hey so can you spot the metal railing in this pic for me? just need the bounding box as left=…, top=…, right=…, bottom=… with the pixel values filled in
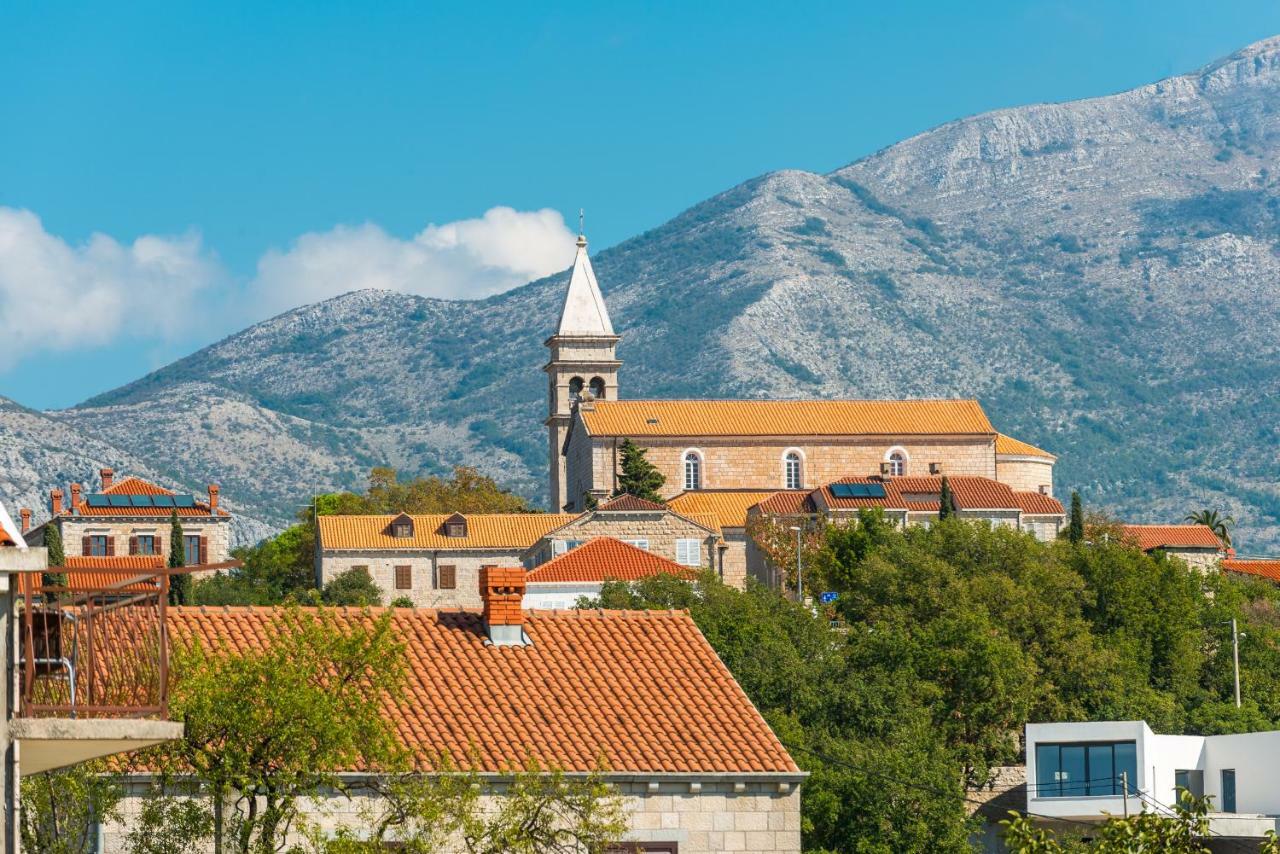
left=19, top=569, right=170, bottom=718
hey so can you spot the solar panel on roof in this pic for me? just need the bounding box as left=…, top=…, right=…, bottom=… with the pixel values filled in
left=108, top=494, right=132, bottom=507
left=829, top=483, right=887, bottom=499
left=86, top=494, right=110, bottom=507
left=130, top=495, right=153, bottom=507
left=152, top=495, right=175, bottom=507
left=173, top=495, right=195, bottom=508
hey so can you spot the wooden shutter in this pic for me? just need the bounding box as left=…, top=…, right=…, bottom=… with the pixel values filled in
left=155, top=535, right=163, bottom=557
left=199, top=536, right=208, bottom=565
left=439, top=565, right=456, bottom=590
left=105, top=536, right=115, bottom=557
left=395, top=565, right=412, bottom=590
left=82, top=535, right=91, bottom=556
left=129, top=536, right=138, bottom=555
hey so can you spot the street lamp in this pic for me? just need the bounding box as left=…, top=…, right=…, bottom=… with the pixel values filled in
left=788, top=525, right=803, bottom=602
left=1225, top=618, right=1247, bottom=708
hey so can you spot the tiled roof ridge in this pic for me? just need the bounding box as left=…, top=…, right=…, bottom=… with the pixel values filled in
left=168, top=604, right=691, bottom=620
left=322, top=511, right=574, bottom=520
left=103, top=475, right=174, bottom=495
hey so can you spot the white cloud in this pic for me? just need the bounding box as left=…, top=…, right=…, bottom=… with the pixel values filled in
left=0, top=208, right=221, bottom=369
left=248, top=206, right=577, bottom=318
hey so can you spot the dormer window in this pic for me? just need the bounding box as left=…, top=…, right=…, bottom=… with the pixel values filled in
left=443, top=512, right=468, bottom=538
left=389, top=512, right=414, bottom=538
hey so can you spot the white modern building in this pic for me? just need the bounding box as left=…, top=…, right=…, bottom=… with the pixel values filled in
left=1026, top=721, right=1280, bottom=840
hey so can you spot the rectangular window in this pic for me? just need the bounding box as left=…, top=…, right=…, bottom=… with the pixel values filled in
left=553, top=539, right=585, bottom=556
left=675, top=539, right=701, bottom=566
left=394, top=565, right=412, bottom=590
left=621, top=538, right=650, bottom=550
left=1034, top=741, right=1137, bottom=797
left=135, top=535, right=156, bottom=555
left=1221, top=769, right=1236, bottom=813
left=87, top=535, right=109, bottom=556
left=184, top=534, right=202, bottom=566
left=438, top=565, right=456, bottom=590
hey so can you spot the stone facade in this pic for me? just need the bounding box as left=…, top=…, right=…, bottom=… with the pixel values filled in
left=104, top=777, right=803, bottom=853
left=526, top=510, right=718, bottom=571
left=318, top=548, right=523, bottom=608
left=55, top=516, right=231, bottom=567
left=564, top=428, right=1002, bottom=512
left=1162, top=547, right=1222, bottom=575
left=996, top=456, right=1056, bottom=496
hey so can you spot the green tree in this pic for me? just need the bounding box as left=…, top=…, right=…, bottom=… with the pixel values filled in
left=20, top=762, right=122, bottom=854
left=613, top=439, right=665, bottom=503
left=125, top=780, right=214, bottom=854
left=153, top=607, right=407, bottom=853
left=1184, top=508, right=1234, bottom=547
left=1068, top=491, right=1084, bottom=544
left=322, top=566, right=383, bottom=606
left=43, top=523, right=65, bottom=567
left=938, top=475, right=954, bottom=520
left=168, top=510, right=190, bottom=605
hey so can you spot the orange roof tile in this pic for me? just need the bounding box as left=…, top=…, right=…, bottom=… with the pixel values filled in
left=668, top=491, right=784, bottom=530
left=37, top=556, right=167, bottom=593
left=168, top=606, right=799, bottom=775
left=318, top=513, right=578, bottom=551
left=525, top=538, right=695, bottom=584
left=580, top=399, right=995, bottom=437
left=65, top=555, right=166, bottom=570
left=995, top=433, right=1056, bottom=459
left=754, top=491, right=816, bottom=516
left=1012, top=491, right=1066, bottom=515
left=1121, top=525, right=1223, bottom=552
left=1222, top=559, right=1280, bottom=583
left=813, top=475, right=1064, bottom=516
left=596, top=494, right=667, bottom=512
left=71, top=475, right=228, bottom=517
left=104, top=476, right=176, bottom=496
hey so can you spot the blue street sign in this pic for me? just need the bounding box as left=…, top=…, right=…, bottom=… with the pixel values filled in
left=820, top=591, right=838, bottom=604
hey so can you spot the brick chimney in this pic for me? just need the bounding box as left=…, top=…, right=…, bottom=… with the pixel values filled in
left=208, top=484, right=220, bottom=512
left=19, top=509, right=30, bottom=533
left=479, top=565, right=528, bottom=646
left=51, top=488, right=64, bottom=516
left=100, top=467, right=114, bottom=490
left=69, top=482, right=82, bottom=511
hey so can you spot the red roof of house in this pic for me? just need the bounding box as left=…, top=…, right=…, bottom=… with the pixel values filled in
left=595, top=494, right=667, bottom=512
left=1012, top=491, right=1066, bottom=515
left=1222, top=559, right=1280, bottom=583
left=19, top=555, right=166, bottom=594
left=167, top=606, right=799, bottom=775
left=70, top=475, right=228, bottom=518
left=1121, top=525, right=1223, bottom=552
left=816, top=475, right=1063, bottom=515
left=525, top=538, right=694, bottom=584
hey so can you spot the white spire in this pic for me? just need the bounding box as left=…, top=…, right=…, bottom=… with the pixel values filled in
left=0, top=499, right=26, bottom=549
left=555, top=228, right=614, bottom=336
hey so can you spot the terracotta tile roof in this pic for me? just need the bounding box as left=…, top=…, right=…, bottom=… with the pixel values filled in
left=65, top=555, right=167, bottom=570
left=754, top=491, right=817, bottom=516
left=104, top=476, right=177, bottom=496
left=318, top=513, right=578, bottom=551
left=680, top=512, right=724, bottom=538
left=580, top=399, right=995, bottom=437
left=668, top=491, right=785, bottom=530
left=1121, top=524, right=1223, bottom=552
left=1222, top=559, right=1280, bottom=583
left=167, top=606, right=799, bottom=775
left=71, top=475, right=228, bottom=517
left=525, top=538, right=695, bottom=584
left=27, top=556, right=167, bottom=593
left=995, top=433, right=1056, bottom=459
left=596, top=494, right=667, bottom=512
left=1012, top=491, right=1065, bottom=515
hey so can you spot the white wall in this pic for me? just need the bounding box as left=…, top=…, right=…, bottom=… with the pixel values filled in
left=1026, top=721, right=1152, bottom=819
left=1200, top=730, right=1280, bottom=815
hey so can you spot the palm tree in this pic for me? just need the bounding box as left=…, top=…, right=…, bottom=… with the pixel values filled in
left=1184, top=508, right=1235, bottom=547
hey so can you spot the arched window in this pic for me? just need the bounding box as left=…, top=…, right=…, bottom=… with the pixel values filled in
left=567, top=376, right=584, bottom=403
left=589, top=377, right=606, bottom=400
left=887, top=450, right=907, bottom=477
left=784, top=451, right=803, bottom=490
left=683, top=451, right=702, bottom=491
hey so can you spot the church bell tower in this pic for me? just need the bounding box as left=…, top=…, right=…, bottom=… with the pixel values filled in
left=544, top=226, right=620, bottom=511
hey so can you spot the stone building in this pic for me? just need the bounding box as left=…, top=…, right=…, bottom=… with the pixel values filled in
left=22, top=468, right=231, bottom=568
left=522, top=536, right=696, bottom=609
left=1120, top=524, right=1224, bottom=573
left=543, top=231, right=1057, bottom=514
left=103, top=574, right=805, bottom=852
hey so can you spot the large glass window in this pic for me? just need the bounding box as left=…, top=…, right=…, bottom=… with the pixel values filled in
left=1035, top=741, right=1137, bottom=797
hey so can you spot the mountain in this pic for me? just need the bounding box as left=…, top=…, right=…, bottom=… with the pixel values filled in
left=15, top=37, right=1280, bottom=548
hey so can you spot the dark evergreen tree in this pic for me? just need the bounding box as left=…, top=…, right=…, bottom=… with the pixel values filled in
left=613, top=439, right=665, bottom=503
left=43, top=524, right=65, bottom=567
left=168, top=510, right=190, bottom=606
left=1069, top=491, right=1085, bottom=544
left=938, top=476, right=954, bottom=520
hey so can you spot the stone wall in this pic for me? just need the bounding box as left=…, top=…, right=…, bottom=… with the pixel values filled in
left=721, top=529, right=750, bottom=589
left=103, top=777, right=803, bottom=853
left=525, top=511, right=717, bottom=571
left=318, top=548, right=525, bottom=608
left=1164, top=547, right=1222, bottom=575
left=58, top=517, right=232, bottom=566
left=995, top=457, right=1056, bottom=496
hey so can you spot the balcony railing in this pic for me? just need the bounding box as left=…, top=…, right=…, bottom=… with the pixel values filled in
left=20, top=569, right=170, bottom=718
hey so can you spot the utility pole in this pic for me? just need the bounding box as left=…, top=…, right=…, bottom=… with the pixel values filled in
left=1232, top=617, right=1242, bottom=708
left=1121, top=771, right=1129, bottom=818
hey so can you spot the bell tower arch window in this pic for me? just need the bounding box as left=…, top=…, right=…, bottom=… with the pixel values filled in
left=589, top=376, right=606, bottom=400
left=568, top=376, right=585, bottom=403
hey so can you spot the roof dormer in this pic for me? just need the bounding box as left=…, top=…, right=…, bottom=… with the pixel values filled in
left=442, top=512, right=468, bottom=539
left=388, top=512, right=415, bottom=539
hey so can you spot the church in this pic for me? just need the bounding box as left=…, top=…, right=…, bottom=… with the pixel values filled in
left=545, top=231, right=1059, bottom=514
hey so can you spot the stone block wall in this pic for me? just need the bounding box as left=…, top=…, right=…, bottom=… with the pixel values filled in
left=526, top=511, right=717, bottom=571
left=721, top=529, right=750, bottom=589
left=103, top=777, right=803, bottom=853
left=318, top=548, right=526, bottom=608
left=59, top=517, right=231, bottom=565
left=995, top=457, right=1056, bottom=496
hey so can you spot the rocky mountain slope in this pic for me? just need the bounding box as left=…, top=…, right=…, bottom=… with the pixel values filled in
left=11, top=37, right=1280, bottom=548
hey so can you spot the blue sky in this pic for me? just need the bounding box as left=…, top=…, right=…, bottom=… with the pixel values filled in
left=2, top=0, right=1278, bottom=409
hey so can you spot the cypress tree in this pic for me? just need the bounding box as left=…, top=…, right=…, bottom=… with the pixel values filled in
left=614, top=439, right=666, bottom=503
left=1068, top=491, right=1085, bottom=544
left=168, top=510, right=189, bottom=606
left=938, top=476, right=954, bottom=521
left=42, top=524, right=66, bottom=596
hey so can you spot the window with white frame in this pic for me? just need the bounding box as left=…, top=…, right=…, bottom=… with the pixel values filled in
left=621, top=538, right=650, bottom=550
left=683, top=451, right=702, bottom=491
left=887, top=450, right=907, bottom=476
left=676, top=539, right=701, bottom=566
left=784, top=451, right=803, bottom=489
